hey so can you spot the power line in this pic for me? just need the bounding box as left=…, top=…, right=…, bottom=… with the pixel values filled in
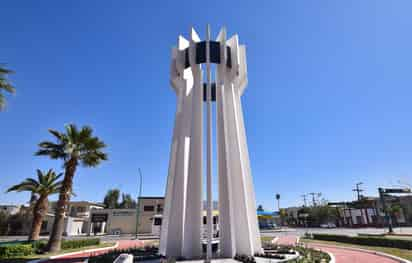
left=301, top=194, right=307, bottom=207
left=352, top=182, right=364, bottom=201
left=309, top=192, right=321, bottom=206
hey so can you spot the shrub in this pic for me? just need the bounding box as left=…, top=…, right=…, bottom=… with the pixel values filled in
left=312, top=233, right=412, bottom=250
left=292, top=246, right=331, bottom=263
left=32, top=240, right=47, bottom=253
left=0, top=244, right=33, bottom=258
left=234, top=254, right=256, bottom=263
left=61, top=238, right=100, bottom=250
left=88, top=245, right=159, bottom=263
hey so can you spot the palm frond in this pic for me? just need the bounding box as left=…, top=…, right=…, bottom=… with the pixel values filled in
left=7, top=169, right=64, bottom=197
left=7, top=179, right=38, bottom=193
left=65, top=124, right=79, bottom=143
left=0, top=93, right=4, bottom=111
left=0, top=83, right=15, bottom=94
left=0, top=67, right=14, bottom=74
left=48, top=129, right=64, bottom=141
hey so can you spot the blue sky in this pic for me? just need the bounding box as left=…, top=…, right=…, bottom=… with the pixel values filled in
left=1, top=1, right=412, bottom=210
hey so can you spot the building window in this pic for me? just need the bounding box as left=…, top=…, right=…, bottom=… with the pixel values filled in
left=213, top=216, right=218, bottom=225
left=154, top=218, right=162, bottom=226
left=144, top=206, right=155, bottom=212
left=203, top=216, right=207, bottom=225
left=157, top=204, right=163, bottom=213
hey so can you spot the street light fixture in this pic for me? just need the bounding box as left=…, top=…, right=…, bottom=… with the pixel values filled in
left=135, top=168, right=143, bottom=239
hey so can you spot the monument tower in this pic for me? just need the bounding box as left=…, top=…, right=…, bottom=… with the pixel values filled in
left=160, top=26, right=262, bottom=259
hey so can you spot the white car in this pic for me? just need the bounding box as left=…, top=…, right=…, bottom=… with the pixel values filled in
left=320, top=223, right=336, bottom=228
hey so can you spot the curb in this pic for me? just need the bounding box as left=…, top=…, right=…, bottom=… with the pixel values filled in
left=326, top=251, right=336, bottom=263
left=308, top=242, right=411, bottom=263
left=27, top=241, right=119, bottom=263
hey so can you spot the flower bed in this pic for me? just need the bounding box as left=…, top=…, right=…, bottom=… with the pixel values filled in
left=87, top=245, right=159, bottom=263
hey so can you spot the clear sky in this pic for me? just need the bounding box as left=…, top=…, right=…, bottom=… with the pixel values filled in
left=1, top=1, right=412, bottom=211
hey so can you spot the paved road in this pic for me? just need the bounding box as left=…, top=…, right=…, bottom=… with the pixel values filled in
left=260, top=227, right=412, bottom=239
left=2, top=227, right=412, bottom=243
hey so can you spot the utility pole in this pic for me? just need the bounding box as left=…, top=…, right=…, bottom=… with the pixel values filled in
left=309, top=193, right=317, bottom=206
left=205, top=24, right=213, bottom=262
left=301, top=194, right=307, bottom=207
left=378, top=188, right=393, bottom=233
left=353, top=182, right=364, bottom=201
left=135, top=168, right=143, bottom=239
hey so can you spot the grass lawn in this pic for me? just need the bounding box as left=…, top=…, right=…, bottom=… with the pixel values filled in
left=0, top=242, right=116, bottom=263
left=385, top=234, right=412, bottom=240
left=301, top=238, right=412, bottom=261
left=261, top=236, right=275, bottom=243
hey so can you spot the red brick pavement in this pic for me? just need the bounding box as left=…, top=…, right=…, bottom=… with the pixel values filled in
left=307, top=243, right=399, bottom=263
left=43, top=240, right=144, bottom=263
left=275, top=236, right=400, bottom=263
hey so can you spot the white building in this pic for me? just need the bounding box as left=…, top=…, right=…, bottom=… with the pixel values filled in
left=0, top=205, right=21, bottom=215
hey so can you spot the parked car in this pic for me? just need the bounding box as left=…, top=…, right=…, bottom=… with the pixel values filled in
left=320, top=223, right=336, bottom=228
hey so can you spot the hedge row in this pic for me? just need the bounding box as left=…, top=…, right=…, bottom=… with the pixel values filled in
left=61, top=238, right=100, bottom=250
left=0, top=238, right=100, bottom=258
left=312, top=234, right=412, bottom=250
left=0, top=244, right=33, bottom=258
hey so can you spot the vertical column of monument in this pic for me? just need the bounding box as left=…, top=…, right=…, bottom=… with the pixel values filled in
left=223, top=35, right=255, bottom=255
left=160, top=36, right=192, bottom=257
left=216, top=28, right=236, bottom=258
left=233, top=45, right=262, bottom=254
left=182, top=28, right=203, bottom=258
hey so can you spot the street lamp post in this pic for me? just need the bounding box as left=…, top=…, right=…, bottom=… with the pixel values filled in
left=135, top=168, right=143, bottom=239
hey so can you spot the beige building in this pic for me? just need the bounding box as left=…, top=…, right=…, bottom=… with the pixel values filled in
left=0, top=205, right=21, bottom=215
left=48, top=201, right=104, bottom=218
left=43, top=201, right=104, bottom=236
left=138, top=196, right=164, bottom=233
left=89, top=196, right=164, bottom=235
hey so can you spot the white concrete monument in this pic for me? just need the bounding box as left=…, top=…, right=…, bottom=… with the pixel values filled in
left=160, top=26, right=262, bottom=259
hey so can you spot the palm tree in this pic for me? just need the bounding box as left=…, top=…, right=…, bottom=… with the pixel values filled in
left=276, top=193, right=281, bottom=211
left=103, top=189, right=120, bottom=209
left=0, top=66, right=16, bottom=110
left=7, top=169, right=62, bottom=241
left=36, top=124, right=108, bottom=252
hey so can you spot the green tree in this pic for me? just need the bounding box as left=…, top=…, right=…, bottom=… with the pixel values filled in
left=0, top=211, right=9, bottom=235
left=36, top=124, right=108, bottom=252
left=120, top=193, right=137, bottom=209
left=6, top=169, right=62, bottom=241
left=0, top=66, right=16, bottom=110
left=276, top=193, right=281, bottom=211
left=103, top=189, right=120, bottom=209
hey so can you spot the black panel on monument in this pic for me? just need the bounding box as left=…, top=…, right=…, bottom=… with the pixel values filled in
left=182, top=42, right=232, bottom=69
left=203, top=83, right=216, bottom=102
left=196, top=41, right=206, bottom=64
left=209, top=41, right=221, bottom=64
left=226, top=46, right=232, bottom=68
left=184, top=49, right=190, bottom=68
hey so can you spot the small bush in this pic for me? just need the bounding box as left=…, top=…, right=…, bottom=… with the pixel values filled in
left=292, top=246, right=331, bottom=263
left=0, top=244, right=33, bottom=258
left=312, top=233, right=412, bottom=250
left=32, top=240, right=47, bottom=253
left=234, top=254, right=256, bottom=263
left=61, top=238, right=100, bottom=250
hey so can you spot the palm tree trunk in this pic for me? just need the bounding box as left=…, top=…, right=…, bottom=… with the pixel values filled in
left=46, top=158, right=77, bottom=253
left=29, top=195, right=48, bottom=241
